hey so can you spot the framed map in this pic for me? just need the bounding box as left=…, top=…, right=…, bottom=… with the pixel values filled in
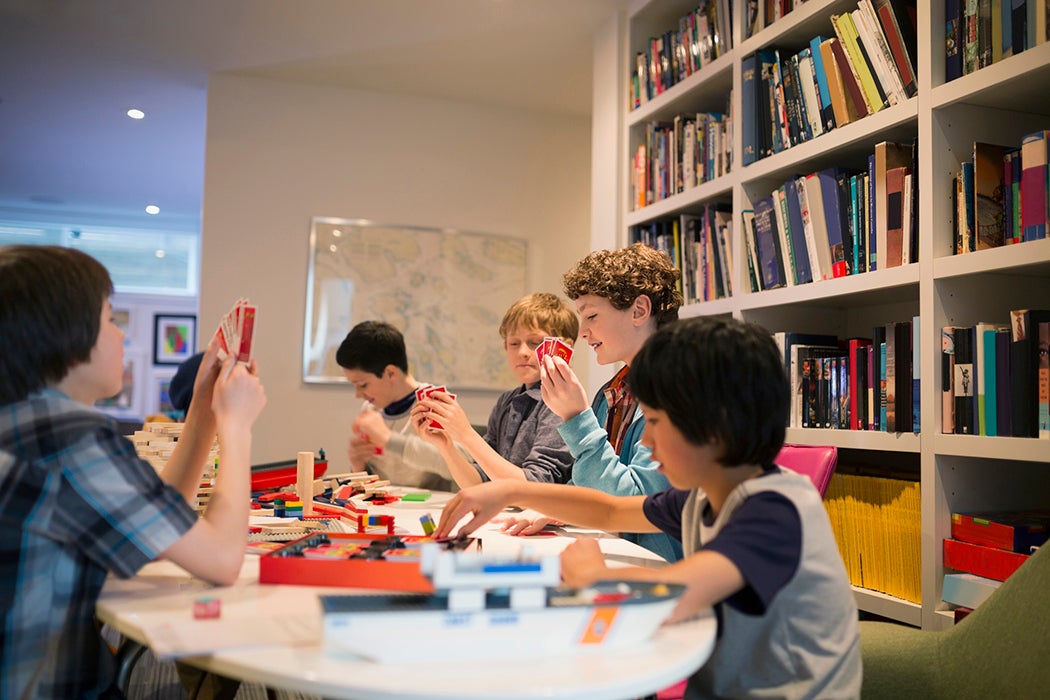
left=303, top=218, right=526, bottom=390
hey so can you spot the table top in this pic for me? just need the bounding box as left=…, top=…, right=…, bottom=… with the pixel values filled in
left=97, top=489, right=715, bottom=700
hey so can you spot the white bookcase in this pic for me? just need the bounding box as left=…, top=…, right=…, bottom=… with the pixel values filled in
left=593, top=0, right=1050, bottom=631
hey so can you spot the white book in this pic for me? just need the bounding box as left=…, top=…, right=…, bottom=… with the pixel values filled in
left=853, top=2, right=907, bottom=105
left=772, top=187, right=796, bottom=285
left=795, top=175, right=825, bottom=281
left=901, top=171, right=913, bottom=264
left=795, top=49, right=824, bottom=139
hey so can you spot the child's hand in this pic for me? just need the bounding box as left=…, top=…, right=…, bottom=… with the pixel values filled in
left=539, top=355, right=590, bottom=421
left=352, top=409, right=391, bottom=448
left=347, top=430, right=381, bottom=469
left=211, top=356, right=266, bottom=432
left=433, top=480, right=516, bottom=539
left=559, top=539, right=608, bottom=589
left=495, top=512, right=564, bottom=535
left=417, top=392, right=473, bottom=441
left=188, top=337, right=222, bottom=419
left=409, top=402, right=451, bottom=447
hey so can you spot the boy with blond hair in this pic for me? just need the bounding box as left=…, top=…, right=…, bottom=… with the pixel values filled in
left=413, top=292, right=578, bottom=487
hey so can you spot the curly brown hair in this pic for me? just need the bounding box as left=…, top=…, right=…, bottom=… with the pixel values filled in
left=562, top=243, right=682, bottom=327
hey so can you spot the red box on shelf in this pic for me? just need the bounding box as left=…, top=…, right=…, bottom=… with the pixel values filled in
left=950, top=511, right=1050, bottom=553
left=942, top=538, right=1030, bottom=582
left=258, top=532, right=476, bottom=592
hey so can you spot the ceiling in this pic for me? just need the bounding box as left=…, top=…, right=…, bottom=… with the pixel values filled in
left=0, top=0, right=626, bottom=231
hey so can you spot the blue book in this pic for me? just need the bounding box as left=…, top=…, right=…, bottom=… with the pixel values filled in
left=880, top=341, right=888, bottom=431
left=818, top=168, right=851, bottom=277
left=809, top=35, right=835, bottom=131
left=961, top=161, right=975, bottom=251
left=946, top=0, right=963, bottom=81
left=913, top=316, right=921, bottom=434
left=784, top=178, right=813, bottom=284
left=1002, top=0, right=1013, bottom=56
left=753, top=195, right=787, bottom=290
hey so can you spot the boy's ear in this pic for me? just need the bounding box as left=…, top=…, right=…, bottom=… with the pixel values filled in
left=382, top=364, right=398, bottom=379
left=631, top=295, right=653, bottom=324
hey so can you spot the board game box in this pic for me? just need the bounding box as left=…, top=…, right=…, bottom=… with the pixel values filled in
left=258, top=532, right=476, bottom=592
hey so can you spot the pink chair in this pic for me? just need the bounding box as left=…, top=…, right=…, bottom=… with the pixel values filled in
left=654, top=444, right=838, bottom=700
left=773, top=443, right=838, bottom=496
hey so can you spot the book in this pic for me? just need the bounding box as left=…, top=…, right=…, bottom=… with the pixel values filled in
left=872, top=0, right=918, bottom=97
left=795, top=48, right=824, bottom=140
left=874, top=142, right=913, bottom=270
left=742, top=52, right=761, bottom=166
left=753, top=195, right=787, bottom=290
left=802, top=171, right=836, bottom=280
left=831, top=11, right=886, bottom=114
left=942, top=326, right=960, bottom=434
left=772, top=185, right=797, bottom=286
left=786, top=339, right=840, bottom=427
left=912, top=314, right=921, bottom=433
left=982, top=326, right=1000, bottom=436
left=954, top=325, right=976, bottom=435
left=974, top=321, right=1007, bottom=435
left=872, top=324, right=886, bottom=430
left=943, top=538, right=1030, bottom=581
left=947, top=0, right=965, bottom=81
left=853, top=2, right=906, bottom=105
left=818, top=168, right=852, bottom=277
left=795, top=174, right=825, bottom=282
left=1040, top=321, right=1050, bottom=439
left=996, top=327, right=1013, bottom=436
left=886, top=319, right=913, bottom=432
left=828, top=36, right=870, bottom=121
left=848, top=338, right=874, bottom=430
left=808, top=35, right=836, bottom=131
left=1020, top=130, right=1050, bottom=242
left=952, top=510, right=1050, bottom=552
left=942, top=572, right=1001, bottom=608
left=973, top=142, right=1009, bottom=250
left=784, top=177, right=813, bottom=284
left=819, top=38, right=859, bottom=128
left=1010, top=309, right=1050, bottom=437
left=885, top=165, right=909, bottom=267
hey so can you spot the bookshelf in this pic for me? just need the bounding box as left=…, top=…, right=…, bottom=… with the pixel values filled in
left=597, top=0, right=1050, bottom=631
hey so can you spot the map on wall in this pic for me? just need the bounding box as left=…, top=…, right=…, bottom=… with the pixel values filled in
left=303, top=218, right=526, bottom=390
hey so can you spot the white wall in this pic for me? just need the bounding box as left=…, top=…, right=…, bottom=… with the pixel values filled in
left=200, top=74, right=591, bottom=465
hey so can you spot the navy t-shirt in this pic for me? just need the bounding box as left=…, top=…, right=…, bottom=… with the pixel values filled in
left=643, top=474, right=803, bottom=615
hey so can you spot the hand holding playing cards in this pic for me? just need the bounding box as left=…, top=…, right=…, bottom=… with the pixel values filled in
left=409, top=402, right=451, bottom=448
left=539, top=355, right=590, bottom=421
left=413, top=390, right=473, bottom=442
left=211, top=355, right=266, bottom=433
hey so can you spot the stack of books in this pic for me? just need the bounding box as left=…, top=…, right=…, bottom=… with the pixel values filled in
left=823, top=472, right=921, bottom=603
left=942, top=510, right=1050, bottom=609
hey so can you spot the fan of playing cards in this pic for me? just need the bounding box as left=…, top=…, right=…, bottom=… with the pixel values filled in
left=214, top=298, right=257, bottom=364
left=535, top=336, right=573, bottom=364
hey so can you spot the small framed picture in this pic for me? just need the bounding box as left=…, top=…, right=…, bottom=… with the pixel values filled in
left=153, top=371, right=178, bottom=416
left=153, top=314, right=197, bottom=366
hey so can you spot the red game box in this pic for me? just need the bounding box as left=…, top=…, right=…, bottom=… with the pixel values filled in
left=258, top=532, right=475, bottom=593
left=942, top=538, right=1030, bottom=582
left=950, top=511, right=1050, bottom=553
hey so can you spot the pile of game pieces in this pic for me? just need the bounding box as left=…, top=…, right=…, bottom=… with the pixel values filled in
left=214, top=298, right=257, bottom=364
left=535, top=336, right=573, bottom=364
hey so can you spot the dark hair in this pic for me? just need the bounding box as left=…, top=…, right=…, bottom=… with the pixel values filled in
left=169, top=352, right=204, bottom=413
left=562, top=243, right=682, bottom=328
left=335, top=321, right=408, bottom=376
left=628, top=317, right=787, bottom=468
left=0, top=245, right=114, bottom=403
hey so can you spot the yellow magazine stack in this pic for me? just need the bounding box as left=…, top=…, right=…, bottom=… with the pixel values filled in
left=824, top=472, right=921, bottom=603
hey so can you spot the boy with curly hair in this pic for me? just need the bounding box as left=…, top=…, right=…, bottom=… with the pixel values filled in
left=411, top=293, right=578, bottom=487
left=532, top=243, right=684, bottom=561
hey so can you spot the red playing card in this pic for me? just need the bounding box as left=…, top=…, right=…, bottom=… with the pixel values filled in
left=549, top=338, right=573, bottom=363
left=236, top=304, right=256, bottom=363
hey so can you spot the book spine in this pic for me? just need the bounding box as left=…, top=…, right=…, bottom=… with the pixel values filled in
left=1021, top=131, right=1050, bottom=242
left=1040, top=321, right=1050, bottom=439
left=947, top=0, right=964, bottom=81
left=742, top=53, right=760, bottom=166
left=954, top=325, right=976, bottom=435
left=996, top=328, right=1013, bottom=436
left=984, top=328, right=998, bottom=436
left=942, top=327, right=957, bottom=433
left=809, top=36, right=836, bottom=131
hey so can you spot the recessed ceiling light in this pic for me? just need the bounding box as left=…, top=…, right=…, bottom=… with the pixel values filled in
left=155, top=249, right=166, bottom=259
left=145, top=204, right=160, bottom=215
left=127, top=108, right=145, bottom=119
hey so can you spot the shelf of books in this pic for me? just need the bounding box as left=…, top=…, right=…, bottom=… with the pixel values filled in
left=604, top=0, right=1050, bottom=630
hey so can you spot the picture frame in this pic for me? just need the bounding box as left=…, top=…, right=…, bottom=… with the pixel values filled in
left=153, top=313, right=197, bottom=365
left=152, top=370, right=178, bottom=416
